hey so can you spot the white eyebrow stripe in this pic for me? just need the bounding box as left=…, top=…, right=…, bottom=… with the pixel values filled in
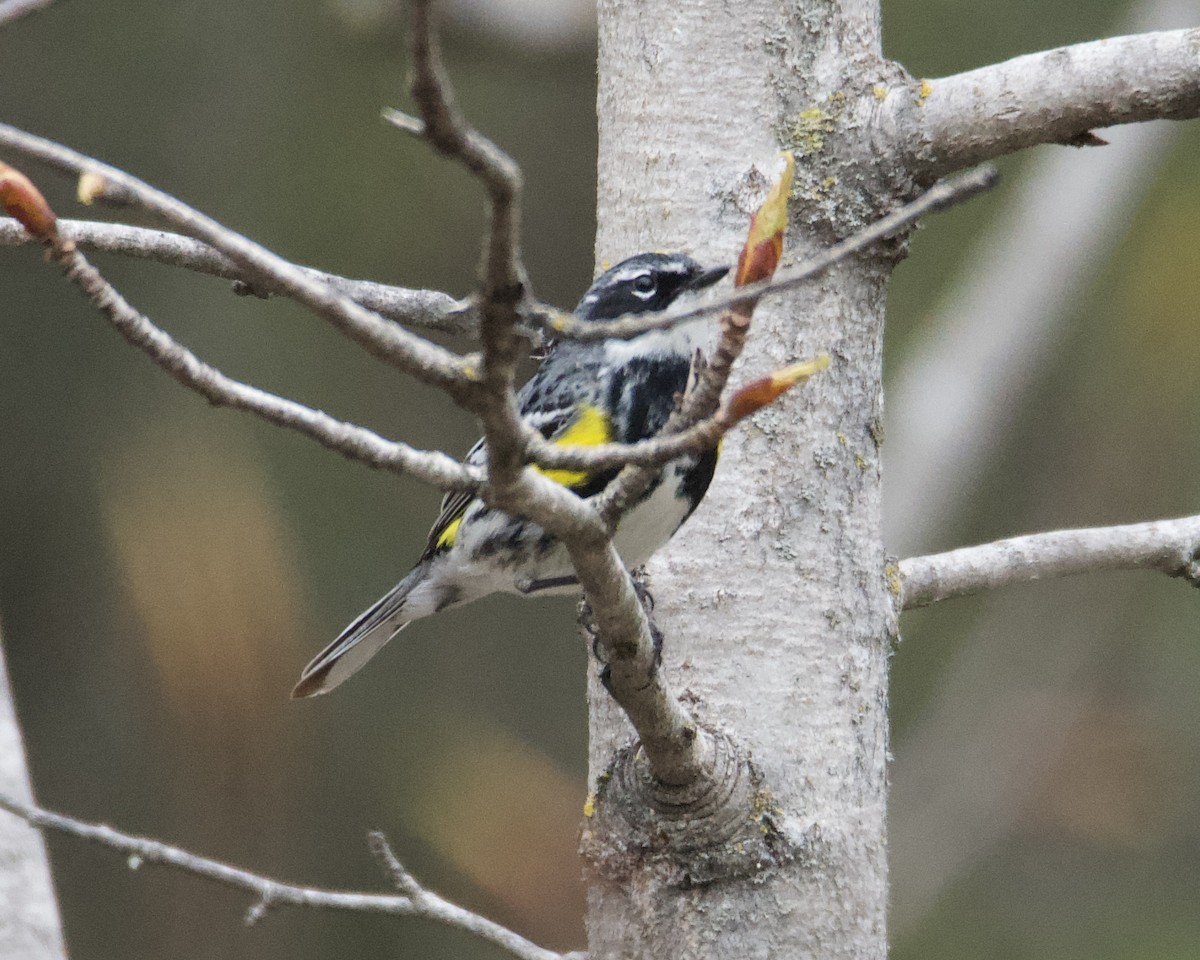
left=609, top=266, right=652, bottom=283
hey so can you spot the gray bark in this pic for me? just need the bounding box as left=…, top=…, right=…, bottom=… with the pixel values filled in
left=0, top=627, right=67, bottom=959
left=583, top=1, right=1200, bottom=954
left=587, top=1, right=900, bottom=956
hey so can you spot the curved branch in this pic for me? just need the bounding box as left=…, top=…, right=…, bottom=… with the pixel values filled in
left=399, top=0, right=529, bottom=492
left=0, top=218, right=471, bottom=332
left=0, top=792, right=567, bottom=960
left=896, top=28, right=1200, bottom=177
left=23, top=236, right=478, bottom=490
left=0, top=123, right=471, bottom=396
left=405, top=0, right=525, bottom=304
left=899, top=514, right=1200, bottom=609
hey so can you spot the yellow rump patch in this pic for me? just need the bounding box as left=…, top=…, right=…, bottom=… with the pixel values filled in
left=535, top=405, right=613, bottom=489
left=435, top=514, right=463, bottom=550
left=435, top=406, right=613, bottom=552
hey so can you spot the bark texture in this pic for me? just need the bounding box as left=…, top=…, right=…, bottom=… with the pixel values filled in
left=586, top=1, right=902, bottom=956
left=0, top=633, right=67, bottom=959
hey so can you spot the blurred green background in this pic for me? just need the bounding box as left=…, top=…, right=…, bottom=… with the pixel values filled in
left=1, top=1, right=1198, bottom=958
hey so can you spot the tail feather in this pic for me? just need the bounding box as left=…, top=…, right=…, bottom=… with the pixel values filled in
left=291, top=566, right=427, bottom=698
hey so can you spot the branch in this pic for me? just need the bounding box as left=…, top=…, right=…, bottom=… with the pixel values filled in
left=883, top=123, right=1182, bottom=554
left=897, top=28, right=1200, bottom=177
left=393, top=4, right=707, bottom=787
left=398, top=5, right=718, bottom=788
left=899, top=514, right=1200, bottom=609
left=0, top=166, right=477, bottom=490
left=399, top=0, right=529, bottom=494
left=56, top=241, right=477, bottom=488
left=542, top=165, right=999, bottom=343
left=0, top=123, right=472, bottom=396
left=573, top=538, right=723, bottom=787
left=0, top=792, right=567, bottom=960
left=0, top=0, right=56, bottom=28
left=398, top=2, right=525, bottom=305
left=0, top=217, right=472, bottom=332
left=390, top=5, right=704, bottom=787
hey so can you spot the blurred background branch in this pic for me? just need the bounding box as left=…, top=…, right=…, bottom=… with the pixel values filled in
left=0, top=0, right=56, bottom=29
left=885, top=0, right=1200, bottom=946
left=885, top=0, right=1198, bottom=555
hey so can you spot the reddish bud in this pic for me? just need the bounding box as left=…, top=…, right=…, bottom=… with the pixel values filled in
left=0, top=161, right=58, bottom=241
left=734, top=151, right=794, bottom=288
left=725, top=354, right=830, bottom=423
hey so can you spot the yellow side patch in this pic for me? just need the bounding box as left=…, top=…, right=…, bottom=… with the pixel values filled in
left=535, top=405, right=613, bottom=489
left=435, top=514, right=463, bottom=550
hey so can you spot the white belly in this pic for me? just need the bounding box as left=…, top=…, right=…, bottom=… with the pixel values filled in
left=612, top=467, right=693, bottom=569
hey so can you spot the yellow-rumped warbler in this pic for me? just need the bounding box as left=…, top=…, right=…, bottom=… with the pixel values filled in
left=292, top=253, right=728, bottom=698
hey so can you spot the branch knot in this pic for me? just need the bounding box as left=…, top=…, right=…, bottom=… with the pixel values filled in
left=581, top=732, right=793, bottom=888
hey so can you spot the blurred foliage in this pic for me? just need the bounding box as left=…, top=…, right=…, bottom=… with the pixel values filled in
left=0, top=0, right=1198, bottom=958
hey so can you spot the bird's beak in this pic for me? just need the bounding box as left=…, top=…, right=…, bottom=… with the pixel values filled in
left=687, top=264, right=730, bottom=291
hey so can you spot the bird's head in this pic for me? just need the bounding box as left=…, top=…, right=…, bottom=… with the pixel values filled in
left=573, top=252, right=728, bottom=322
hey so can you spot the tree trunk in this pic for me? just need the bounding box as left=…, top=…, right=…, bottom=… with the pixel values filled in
left=587, top=0, right=901, bottom=955
left=0, top=626, right=68, bottom=958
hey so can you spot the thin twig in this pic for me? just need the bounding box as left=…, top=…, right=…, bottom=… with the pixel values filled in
left=544, top=166, right=999, bottom=343
left=0, top=0, right=56, bottom=28
left=0, top=122, right=472, bottom=396
left=596, top=320, right=751, bottom=533
left=525, top=415, right=725, bottom=476
left=16, top=233, right=478, bottom=490
left=0, top=217, right=472, bottom=331
left=898, top=514, right=1200, bottom=609
left=405, top=0, right=525, bottom=305
left=367, top=831, right=425, bottom=900
left=403, top=0, right=529, bottom=491
left=0, top=792, right=566, bottom=960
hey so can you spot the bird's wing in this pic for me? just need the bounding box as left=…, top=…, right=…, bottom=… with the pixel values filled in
left=517, top=348, right=617, bottom=497
left=420, top=350, right=616, bottom=560
left=418, top=436, right=487, bottom=561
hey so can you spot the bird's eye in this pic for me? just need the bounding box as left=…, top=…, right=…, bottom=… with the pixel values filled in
left=632, top=273, right=657, bottom=297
